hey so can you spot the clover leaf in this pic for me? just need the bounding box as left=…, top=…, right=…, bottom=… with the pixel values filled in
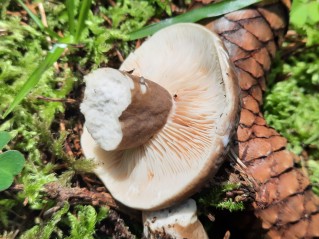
left=0, top=131, right=11, bottom=149
left=0, top=131, right=25, bottom=191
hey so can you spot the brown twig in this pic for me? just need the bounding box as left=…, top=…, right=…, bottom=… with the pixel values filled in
left=0, top=29, right=8, bottom=36
left=223, top=230, right=231, bottom=239
left=101, top=14, right=113, bottom=26
left=43, top=182, right=118, bottom=208
left=11, top=182, right=139, bottom=218
left=42, top=182, right=141, bottom=221
left=106, top=0, right=116, bottom=7
left=229, top=148, right=259, bottom=190
left=115, top=48, right=124, bottom=62
left=36, top=96, right=77, bottom=104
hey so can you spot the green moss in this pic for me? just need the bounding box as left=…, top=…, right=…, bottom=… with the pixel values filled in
left=198, top=183, right=245, bottom=212
left=215, top=199, right=244, bottom=212
left=20, top=204, right=108, bottom=239
left=20, top=203, right=70, bottom=239
left=66, top=205, right=108, bottom=239
left=308, top=160, right=319, bottom=195
left=264, top=76, right=319, bottom=156
left=0, top=199, right=17, bottom=228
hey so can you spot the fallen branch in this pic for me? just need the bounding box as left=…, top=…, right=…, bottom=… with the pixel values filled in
left=12, top=182, right=140, bottom=221
left=43, top=182, right=118, bottom=208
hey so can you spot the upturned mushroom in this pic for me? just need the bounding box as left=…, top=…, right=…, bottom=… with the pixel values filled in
left=81, top=23, right=239, bottom=237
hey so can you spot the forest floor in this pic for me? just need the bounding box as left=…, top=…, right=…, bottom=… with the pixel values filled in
left=0, top=0, right=318, bottom=238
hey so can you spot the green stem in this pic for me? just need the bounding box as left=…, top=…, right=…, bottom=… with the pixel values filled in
left=66, top=0, right=76, bottom=36
left=75, top=0, right=92, bottom=43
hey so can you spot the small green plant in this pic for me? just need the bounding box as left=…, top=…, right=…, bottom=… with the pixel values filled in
left=199, top=183, right=245, bottom=212
left=20, top=204, right=108, bottom=239
left=20, top=203, right=70, bottom=239
left=215, top=198, right=244, bottom=212
left=66, top=205, right=108, bottom=239
left=290, top=0, right=319, bottom=45
left=0, top=131, right=25, bottom=191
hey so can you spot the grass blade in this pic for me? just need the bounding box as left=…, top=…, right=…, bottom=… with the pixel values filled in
left=66, top=0, right=76, bottom=36
left=17, top=0, right=44, bottom=30
left=75, top=0, right=92, bottom=42
left=128, top=0, right=261, bottom=40
left=2, top=44, right=67, bottom=118
left=16, top=0, right=60, bottom=39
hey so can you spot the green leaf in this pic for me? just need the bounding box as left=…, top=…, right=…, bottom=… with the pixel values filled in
left=290, top=3, right=308, bottom=27
left=0, top=150, right=25, bottom=191
left=75, top=0, right=92, bottom=42
left=0, top=131, right=11, bottom=150
left=128, top=0, right=261, bottom=40
left=2, top=43, right=67, bottom=118
left=0, top=170, right=13, bottom=192
left=307, top=1, right=319, bottom=23
left=0, top=151, right=25, bottom=175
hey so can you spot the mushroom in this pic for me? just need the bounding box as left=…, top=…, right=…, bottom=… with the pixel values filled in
left=81, top=23, right=239, bottom=211
left=143, top=199, right=208, bottom=239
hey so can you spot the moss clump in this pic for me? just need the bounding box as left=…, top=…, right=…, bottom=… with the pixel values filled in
left=198, top=183, right=245, bottom=212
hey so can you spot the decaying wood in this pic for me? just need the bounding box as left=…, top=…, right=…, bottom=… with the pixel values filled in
left=12, top=183, right=120, bottom=210
left=205, top=1, right=319, bottom=238
left=43, top=182, right=119, bottom=209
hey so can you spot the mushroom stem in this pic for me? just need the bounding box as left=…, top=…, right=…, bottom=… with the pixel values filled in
left=143, top=199, right=209, bottom=239
left=81, top=68, right=173, bottom=151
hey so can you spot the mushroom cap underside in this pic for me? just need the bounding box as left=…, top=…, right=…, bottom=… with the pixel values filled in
left=81, top=23, right=239, bottom=210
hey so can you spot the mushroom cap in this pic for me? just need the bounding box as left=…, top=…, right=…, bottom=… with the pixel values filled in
left=81, top=23, right=239, bottom=210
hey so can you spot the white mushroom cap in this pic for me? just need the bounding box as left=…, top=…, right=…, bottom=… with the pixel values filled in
left=143, top=199, right=208, bottom=239
left=81, top=23, right=239, bottom=210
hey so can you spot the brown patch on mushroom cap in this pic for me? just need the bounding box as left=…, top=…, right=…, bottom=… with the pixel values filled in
left=117, top=72, right=172, bottom=150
